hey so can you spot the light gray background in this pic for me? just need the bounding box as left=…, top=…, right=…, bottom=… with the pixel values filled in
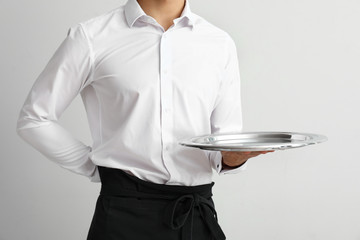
left=1, top=0, right=359, bottom=239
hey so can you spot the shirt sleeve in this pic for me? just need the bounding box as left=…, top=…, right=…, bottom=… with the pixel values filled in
left=16, top=23, right=99, bottom=182
left=208, top=35, right=248, bottom=175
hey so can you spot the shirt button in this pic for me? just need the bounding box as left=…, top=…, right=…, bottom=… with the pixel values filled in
left=163, top=35, right=167, bottom=39
left=163, top=69, right=168, bottom=74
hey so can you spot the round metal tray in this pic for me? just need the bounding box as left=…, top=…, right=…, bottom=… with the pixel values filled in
left=179, top=132, right=327, bottom=151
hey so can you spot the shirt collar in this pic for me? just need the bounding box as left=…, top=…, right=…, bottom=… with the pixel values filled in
left=124, top=0, right=196, bottom=30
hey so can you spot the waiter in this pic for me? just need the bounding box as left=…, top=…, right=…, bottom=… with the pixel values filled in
left=16, top=0, right=272, bottom=239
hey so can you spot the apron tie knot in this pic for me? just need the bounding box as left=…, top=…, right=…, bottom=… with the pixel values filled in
left=164, top=193, right=226, bottom=240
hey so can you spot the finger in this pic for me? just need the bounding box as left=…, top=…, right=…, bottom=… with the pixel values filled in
left=251, top=151, right=269, bottom=156
left=248, top=152, right=263, bottom=157
left=260, top=150, right=274, bottom=154
left=247, top=153, right=263, bottom=159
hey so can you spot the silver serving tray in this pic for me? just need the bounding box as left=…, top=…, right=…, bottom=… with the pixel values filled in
left=179, top=132, right=327, bottom=151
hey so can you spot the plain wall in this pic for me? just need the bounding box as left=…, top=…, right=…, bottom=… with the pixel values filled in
left=1, top=0, right=360, bottom=239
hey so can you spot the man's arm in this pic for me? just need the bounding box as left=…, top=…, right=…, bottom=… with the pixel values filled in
left=209, top=35, right=274, bottom=173
left=16, top=24, right=99, bottom=181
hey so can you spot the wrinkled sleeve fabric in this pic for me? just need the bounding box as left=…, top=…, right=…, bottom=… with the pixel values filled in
left=16, top=24, right=99, bottom=181
left=208, top=35, right=248, bottom=175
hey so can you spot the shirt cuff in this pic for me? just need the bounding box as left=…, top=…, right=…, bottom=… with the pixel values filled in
left=89, top=165, right=100, bottom=182
left=211, top=151, right=248, bottom=175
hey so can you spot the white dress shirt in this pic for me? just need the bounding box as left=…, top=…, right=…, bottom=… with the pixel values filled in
left=16, top=0, right=247, bottom=186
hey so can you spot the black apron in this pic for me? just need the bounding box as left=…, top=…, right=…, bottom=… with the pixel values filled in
left=87, top=166, right=226, bottom=240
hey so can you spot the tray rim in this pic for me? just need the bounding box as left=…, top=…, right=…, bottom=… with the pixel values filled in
left=178, top=131, right=328, bottom=151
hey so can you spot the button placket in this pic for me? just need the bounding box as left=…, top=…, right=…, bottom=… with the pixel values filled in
left=159, top=32, right=174, bottom=177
